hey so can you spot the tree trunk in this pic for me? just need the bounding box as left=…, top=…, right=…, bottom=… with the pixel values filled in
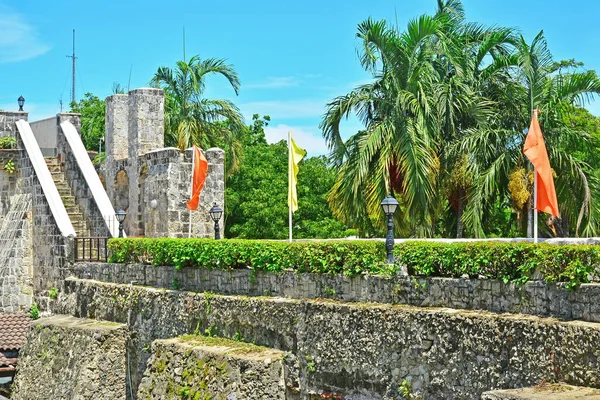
left=456, top=189, right=465, bottom=238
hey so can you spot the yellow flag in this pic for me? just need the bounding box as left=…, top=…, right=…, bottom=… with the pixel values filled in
left=288, top=133, right=306, bottom=213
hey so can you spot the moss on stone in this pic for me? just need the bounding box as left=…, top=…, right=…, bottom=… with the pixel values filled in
left=178, top=334, right=277, bottom=356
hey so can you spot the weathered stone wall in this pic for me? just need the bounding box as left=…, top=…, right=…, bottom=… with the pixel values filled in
left=0, top=194, right=32, bottom=313
left=72, top=262, right=600, bottom=323
left=0, top=150, right=19, bottom=223
left=11, top=315, right=129, bottom=400
left=127, top=88, right=164, bottom=237
left=56, top=278, right=600, bottom=399
left=143, top=147, right=225, bottom=238
left=104, top=88, right=225, bottom=239
left=16, top=132, right=73, bottom=299
left=57, top=119, right=111, bottom=237
left=0, top=111, right=27, bottom=139
left=137, top=336, right=289, bottom=399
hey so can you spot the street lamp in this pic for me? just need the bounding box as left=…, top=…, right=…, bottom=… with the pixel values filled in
left=209, top=203, right=223, bottom=240
left=381, top=194, right=399, bottom=264
left=18, top=96, right=25, bottom=112
left=115, top=209, right=127, bottom=238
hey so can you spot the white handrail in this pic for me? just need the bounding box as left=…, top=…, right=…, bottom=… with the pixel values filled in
left=60, top=121, right=122, bottom=238
left=15, top=120, right=76, bottom=237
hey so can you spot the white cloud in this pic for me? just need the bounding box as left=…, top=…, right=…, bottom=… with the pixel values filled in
left=0, top=6, right=51, bottom=63
left=264, top=124, right=329, bottom=156
left=240, top=99, right=326, bottom=120
left=246, top=76, right=301, bottom=89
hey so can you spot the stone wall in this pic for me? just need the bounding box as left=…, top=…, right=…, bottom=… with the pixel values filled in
left=72, top=262, right=600, bottom=323
left=0, top=111, right=27, bottom=139
left=11, top=315, right=129, bottom=400
left=0, top=194, right=32, bottom=313
left=16, top=132, right=73, bottom=298
left=56, top=278, right=600, bottom=399
left=0, top=150, right=19, bottom=223
left=137, top=336, right=289, bottom=399
left=104, top=88, right=225, bottom=239
left=142, top=147, right=225, bottom=238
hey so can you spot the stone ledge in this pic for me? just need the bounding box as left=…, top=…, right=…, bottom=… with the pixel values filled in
left=482, top=384, right=600, bottom=399
left=137, top=335, right=289, bottom=399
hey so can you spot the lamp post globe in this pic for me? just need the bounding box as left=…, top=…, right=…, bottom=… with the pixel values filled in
left=209, top=203, right=223, bottom=240
left=18, top=96, right=25, bottom=112
left=380, top=195, right=399, bottom=264
left=115, top=209, right=127, bottom=238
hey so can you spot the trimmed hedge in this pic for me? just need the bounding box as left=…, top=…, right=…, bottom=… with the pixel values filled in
left=107, top=238, right=600, bottom=287
left=396, top=241, right=600, bottom=288
left=107, top=238, right=393, bottom=276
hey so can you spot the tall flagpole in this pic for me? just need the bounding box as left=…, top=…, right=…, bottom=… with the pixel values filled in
left=288, top=131, right=293, bottom=242
left=533, top=111, right=538, bottom=243
left=189, top=146, right=195, bottom=238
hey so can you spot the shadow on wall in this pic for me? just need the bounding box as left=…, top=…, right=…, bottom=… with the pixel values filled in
left=113, top=169, right=129, bottom=212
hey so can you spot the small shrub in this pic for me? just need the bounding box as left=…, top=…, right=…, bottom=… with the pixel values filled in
left=4, top=159, right=15, bottom=174
left=0, top=136, right=16, bottom=149
left=48, top=287, right=59, bottom=300
left=29, top=304, right=39, bottom=320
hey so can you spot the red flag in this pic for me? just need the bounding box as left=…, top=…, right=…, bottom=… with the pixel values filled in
left=186, top=146, right=208, bottom=210
left=523, top=111, right=560, bottom=217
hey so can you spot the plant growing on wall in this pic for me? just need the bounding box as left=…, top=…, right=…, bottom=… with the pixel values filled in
left=4, top=159, right=16, bottom=174
left=0, top=136, right=16, bottom=149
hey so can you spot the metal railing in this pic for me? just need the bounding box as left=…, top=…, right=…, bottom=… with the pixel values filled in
left=74, top=236, right=109, bottom=262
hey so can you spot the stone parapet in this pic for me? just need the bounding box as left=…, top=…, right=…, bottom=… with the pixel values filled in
left=72, top=262, right=600, bottom=323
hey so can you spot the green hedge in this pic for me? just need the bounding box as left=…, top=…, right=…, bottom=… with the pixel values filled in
left=396, top=241, right=600, bottom=288
left=107, top=238, right=600, bottom=287
left=107, top=238, right=393, bottom=276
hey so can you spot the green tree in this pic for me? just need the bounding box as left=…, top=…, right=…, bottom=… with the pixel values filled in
left=70, top=92, right=105, bottom=151
left=225, top=116, right=349, bottom=239
left=150, top=55, right=245, bottom=174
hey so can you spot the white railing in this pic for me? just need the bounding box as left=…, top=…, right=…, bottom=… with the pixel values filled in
left=60, top=120, right=122, bottom=238
left=15, top=120, right=76, bottom=237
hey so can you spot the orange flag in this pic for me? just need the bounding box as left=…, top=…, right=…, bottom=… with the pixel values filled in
left=523, top=110, right=560, bottom=217
left=186, top=146, right=208, bottom=210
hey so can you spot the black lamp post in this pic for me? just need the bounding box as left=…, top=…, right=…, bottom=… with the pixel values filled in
left=209, top=203, right=223, bottom=240
left=381, top=194, right=399, bottom=264
left=18, top=96, right=25, bottom=112
left=115, top=209, right=126, bottom=238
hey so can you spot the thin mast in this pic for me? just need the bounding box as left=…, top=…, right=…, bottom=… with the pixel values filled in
left=66, top=29, right=77, bottom=105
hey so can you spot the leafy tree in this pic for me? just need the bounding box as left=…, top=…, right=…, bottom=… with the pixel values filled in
left=150, top=55, right=245, bottom=174
left=70, top=92, right=105, bottom=151
left=225, top=116, right=350, bottom=239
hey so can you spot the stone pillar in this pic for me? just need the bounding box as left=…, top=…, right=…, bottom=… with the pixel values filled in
left=127, top=88, right=164, bottom=236
left=0, top=111, right=28, bottom=137
left=105, top=95, right=129, bottom=209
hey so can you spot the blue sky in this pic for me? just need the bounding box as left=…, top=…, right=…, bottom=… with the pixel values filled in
left=2, top=0, right=600, bottom=155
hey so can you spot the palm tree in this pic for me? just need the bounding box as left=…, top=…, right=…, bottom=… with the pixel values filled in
left=150, top=55, right=245, bottom=174
left=460, top=32, right=600, bottom=237
left=320, top=0, right=516, bottom=236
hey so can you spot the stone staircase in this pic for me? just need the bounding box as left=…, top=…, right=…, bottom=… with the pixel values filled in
left=45, top=157, right=91, bottom=237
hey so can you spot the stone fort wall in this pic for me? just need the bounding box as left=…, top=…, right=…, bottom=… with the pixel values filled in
left=103, top=89, right=225, bottom=238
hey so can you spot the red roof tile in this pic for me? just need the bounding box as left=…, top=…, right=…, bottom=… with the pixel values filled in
left=0, top=313, right=30, bottom=351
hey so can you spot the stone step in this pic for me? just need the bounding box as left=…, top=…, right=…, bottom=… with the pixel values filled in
left=47, top=165, right=61, bottom=173
left=482, top=384, right=600, bottom=399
